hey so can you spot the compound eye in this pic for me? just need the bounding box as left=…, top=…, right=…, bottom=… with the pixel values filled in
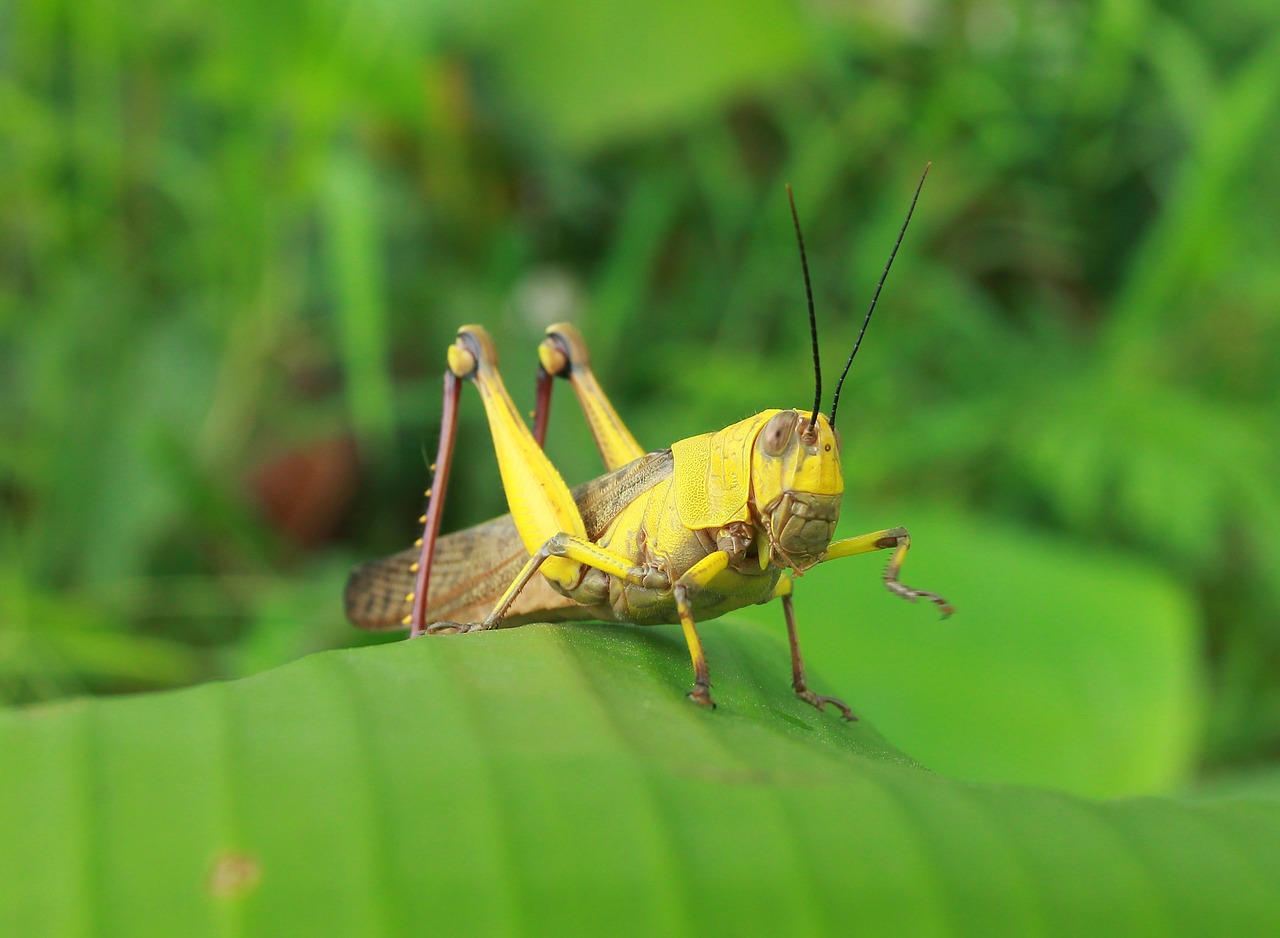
left=833, top=426, right=843, bottom=452
left=760, top=411, right=798, bottom=457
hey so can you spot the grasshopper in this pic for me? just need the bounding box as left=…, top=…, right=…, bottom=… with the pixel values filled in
left=345, top=168, right=951, bottom=716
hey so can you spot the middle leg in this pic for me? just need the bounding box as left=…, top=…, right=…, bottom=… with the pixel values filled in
left=824, top=526, right=953, bottom=616
left=428, top=529, right=734, bottom=713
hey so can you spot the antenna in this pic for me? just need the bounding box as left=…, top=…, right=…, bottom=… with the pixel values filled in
left=786, top=183, right=821, bottom=439
left=829, top=162, right=931, bottom=429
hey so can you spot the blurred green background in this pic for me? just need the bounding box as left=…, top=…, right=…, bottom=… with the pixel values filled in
left=2, top=0, right=1279, bottom=797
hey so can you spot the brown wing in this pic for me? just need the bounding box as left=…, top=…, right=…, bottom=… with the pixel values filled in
left=343, top=515, right=537, bottom=629
left=577, top=449, right=673, bottom=539
left=344, top=449, right=674, bottom=630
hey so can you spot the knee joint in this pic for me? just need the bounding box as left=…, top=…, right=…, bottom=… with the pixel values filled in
left=542, top=532, right=574, bottom=557
left=538, top=324, right=589, bottom=379
left=875, top=526, right=909, bottom=550
left=450, top=327, right=497, bottom=379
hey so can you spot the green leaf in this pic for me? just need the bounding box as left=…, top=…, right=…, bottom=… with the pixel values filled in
left=3, top=622, right=1276, bottom=936
left=487, top=0, right=809, bottom=150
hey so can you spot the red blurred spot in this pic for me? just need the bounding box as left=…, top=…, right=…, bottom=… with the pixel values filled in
left=251, top=436, right=359, bottom=548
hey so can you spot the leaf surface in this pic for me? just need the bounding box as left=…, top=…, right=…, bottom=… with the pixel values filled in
left=1, top=622, right=1275, bottom=937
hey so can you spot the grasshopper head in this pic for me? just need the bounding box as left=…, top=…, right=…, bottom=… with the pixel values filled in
left=750, top=409, right=843, bottom=573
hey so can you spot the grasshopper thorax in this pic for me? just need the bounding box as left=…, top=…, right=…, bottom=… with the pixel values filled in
left=750, top=409, right=843, bottom=573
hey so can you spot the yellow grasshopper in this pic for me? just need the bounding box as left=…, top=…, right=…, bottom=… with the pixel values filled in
left=345, top=168, right=951, bottom=717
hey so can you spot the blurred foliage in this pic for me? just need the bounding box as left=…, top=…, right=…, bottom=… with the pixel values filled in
left=2, top=0, right=1279, bottom=794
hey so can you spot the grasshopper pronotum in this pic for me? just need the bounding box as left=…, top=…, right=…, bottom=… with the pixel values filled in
left=345, top=167, right=951, bottom=717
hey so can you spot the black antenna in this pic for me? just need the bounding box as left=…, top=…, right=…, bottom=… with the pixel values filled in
left=786, top=183, right=821, bottom=437
left=829, top=162, right=931, bottom=429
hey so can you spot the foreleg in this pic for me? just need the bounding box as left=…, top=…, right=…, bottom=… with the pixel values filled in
left=824, top=526, right=953, bottom=616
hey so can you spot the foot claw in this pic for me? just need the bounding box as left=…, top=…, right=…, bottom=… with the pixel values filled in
left=424, top=620, right=479, bottom=635
left=888, top=582, right=954, bottom=618
left=686, top=685, right=717, bottom=710
left=921, top=593, right=954, bottom=618
left=796, top=689, right=857, bottom=721
left=914, top=589, right=953, bottom=617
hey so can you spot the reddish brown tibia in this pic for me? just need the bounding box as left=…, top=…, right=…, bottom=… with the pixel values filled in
left=409, top=370, right=461, bottom=637
left=533, top=364, right=553, bottom=450
left=534, top=329, right=572, bottom=450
